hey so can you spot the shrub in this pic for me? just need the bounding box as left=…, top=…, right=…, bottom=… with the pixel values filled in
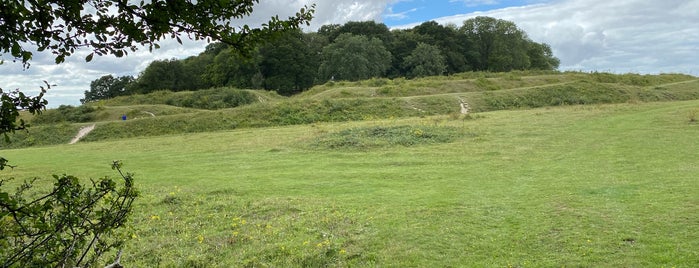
left=164, top=88, right=256, bottom=110
left=310, top=125, right=461, bottom=150
left=0, top=161, right=138, bottom=267
left=363, top=78, right=391, bottom=87
left=475, top=77, right=501, bottom=91
left=102, top=88, right=256, bottom=110
left=32, top=105, right=98, bottom=124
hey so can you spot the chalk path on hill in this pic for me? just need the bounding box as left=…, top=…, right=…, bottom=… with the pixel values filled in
left=69, top=124, right=95, bottom=144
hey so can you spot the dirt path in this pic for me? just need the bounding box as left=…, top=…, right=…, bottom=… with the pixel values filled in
left=69, top=124, right=95, bottom=144
left=656, top=79, right=699, bottom=87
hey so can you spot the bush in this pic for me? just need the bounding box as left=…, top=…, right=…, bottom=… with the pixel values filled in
left=160, top=88, right=256, bottom=110
left=0, top=161, right=138, bottom=267
left=475, top=77, right=501, bottom=91
left=103, top=88, right=257, bottom=110
left=310, top=125, right=461, bottom=150
left=32, top=105, right=98, bottom=124
left=479, top=81, right=628, bottom=110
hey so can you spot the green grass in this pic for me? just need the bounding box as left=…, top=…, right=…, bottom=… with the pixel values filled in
left=2, top=100, right=698, bottom=267
left=6, top=72, right=696, bottom=149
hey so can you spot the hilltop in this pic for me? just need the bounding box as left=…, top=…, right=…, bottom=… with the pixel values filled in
left=4, top=71, right=698, bottom=149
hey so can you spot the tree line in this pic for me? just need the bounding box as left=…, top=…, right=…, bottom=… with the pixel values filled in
left=83, top=16, right=560, bottom=103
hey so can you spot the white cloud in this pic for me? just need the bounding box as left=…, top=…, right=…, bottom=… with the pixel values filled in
left=384, top=7, right=419, bottom=20
left=423, top=0, right=699, bottom=74
left=449, top=0, right=499, bottom=7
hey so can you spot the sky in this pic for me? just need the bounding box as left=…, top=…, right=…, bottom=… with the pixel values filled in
left=1, top=0, right=698, bottom=107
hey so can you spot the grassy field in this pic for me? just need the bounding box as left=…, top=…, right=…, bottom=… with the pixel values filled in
left=5, top=72, right=698, bottom=149
left=2, top=100, right=698, bottom=267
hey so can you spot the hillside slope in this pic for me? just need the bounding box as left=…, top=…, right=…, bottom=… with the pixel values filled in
left=3, top=71, right=697, bottom=149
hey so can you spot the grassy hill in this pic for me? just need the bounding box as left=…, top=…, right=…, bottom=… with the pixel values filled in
left=4, top=71, right=697, bottom=149
left=2, top=98, right=697, bottom=266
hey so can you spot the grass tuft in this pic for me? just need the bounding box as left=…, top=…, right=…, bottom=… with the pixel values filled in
left=310, top=125, right=463, bottom=150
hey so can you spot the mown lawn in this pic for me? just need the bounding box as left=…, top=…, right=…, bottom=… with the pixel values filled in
left=2, top=100, right=698, bottom=267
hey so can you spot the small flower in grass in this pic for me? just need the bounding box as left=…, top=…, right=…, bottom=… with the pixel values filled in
left=413, top=128, right=424, bottom=137
left=232, top=231, right=239, bottom=236
left=340, top=249, right=347, bottom=255
left=317, top=239, right=331, bottom=248
left=150, top=215, right=160, bottom=221
left=197, top=234, right=204, bottom=244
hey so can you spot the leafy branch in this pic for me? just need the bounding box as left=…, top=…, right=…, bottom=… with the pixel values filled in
left=0, top=161, right=138, bottom=268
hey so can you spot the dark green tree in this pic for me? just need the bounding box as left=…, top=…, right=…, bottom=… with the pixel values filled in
left=180, top=54, right=216, bottom=90
left=403, top=43, right=447, bottom=78
left=317, top=24, right=342, bottom=40
left=82, top=75, right=135, bottom=103
left=128, top=59, right=185, bottom=93
left=386, top=29, right=421, bottom=77
left=202, top=42, right=231, bottom=56
left=527, top=42, right=560, bottom=70
left=203, top=48, right=263, bottom=89
left=334, top=21, right=393, bottom=44
left=460, top=16, right=556, bottom=72
left=318, top=33, right=392, bottom=82
left=259, top=30, right=320, bottom=95
left=413, top=21, right=472, bottom=74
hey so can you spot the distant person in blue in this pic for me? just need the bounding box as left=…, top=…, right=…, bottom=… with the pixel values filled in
left=121, top=114, right=127, bottom=121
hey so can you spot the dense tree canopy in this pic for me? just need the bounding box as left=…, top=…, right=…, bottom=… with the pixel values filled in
left=403, top=43, right=448, bottom=78
left=129, top=59, right=187, bottom=93
left=81, top=74, right=134, bottom=103
left=84, top=16, right=560, bottom=102
left=460, top=16, right=559, bottom=72
left=318, top=33, right=392, bottom=81
left=413, top=21, right=472, bottom=74
left=259, top=30, right=320, bottom=95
